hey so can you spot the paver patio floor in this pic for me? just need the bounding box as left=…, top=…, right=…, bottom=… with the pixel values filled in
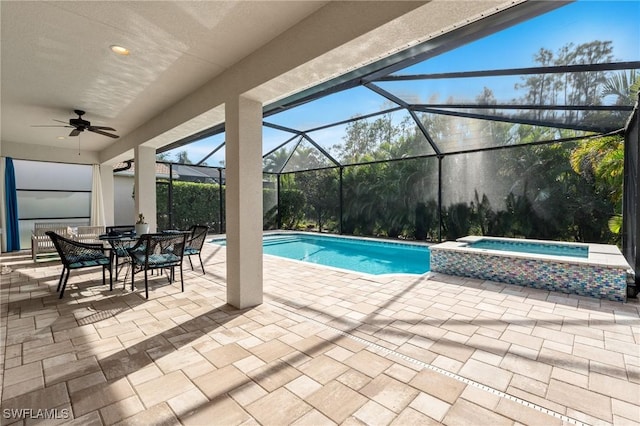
left=1, top=241, right=639, bottom=425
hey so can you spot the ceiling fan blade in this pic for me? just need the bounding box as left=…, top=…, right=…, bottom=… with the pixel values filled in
left=34, top=111, right=117, bottom=138
left=88, top=125, right=116, bottom=131
left=89, top=128, right=119, bottom=138
left=32, top=125, right=72, bottom=128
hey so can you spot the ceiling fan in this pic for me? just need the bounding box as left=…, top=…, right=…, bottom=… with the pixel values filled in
left=33, top=109, right=119, bottom=138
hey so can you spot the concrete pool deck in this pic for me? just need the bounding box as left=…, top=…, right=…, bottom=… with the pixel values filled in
left=1, top=241, right=639, bottom=425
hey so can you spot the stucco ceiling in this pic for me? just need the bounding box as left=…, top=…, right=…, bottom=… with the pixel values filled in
left=1, top=1, right=329, bottom=153
left=1, top=0, right=536, bottom=165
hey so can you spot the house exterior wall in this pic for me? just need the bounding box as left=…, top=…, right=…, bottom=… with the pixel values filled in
left=114, top=175, right=135, bottom=226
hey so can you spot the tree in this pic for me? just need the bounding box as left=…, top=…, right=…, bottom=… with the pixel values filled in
left=156, top=152, right=171, bottom=161
left=601, top=70, right=639, bottom=105
left=570, top=134, right=624, bottom=240
left=264, top=146, right=292, bottom=173
left=272, top=39, right=625, bottom=244
left=492, top=39, right=622, bottom=242
left=515, top=41, right=614, bottom=125
left=276, top=188, right=306, bottom=229
left=295, top=169, right=339, bottom=231
left=337, top=111, right=401, bottom=163
left=175, top=150, right=192, bottom=164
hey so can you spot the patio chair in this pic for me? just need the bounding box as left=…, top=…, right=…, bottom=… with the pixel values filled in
left=185, top=225, right=209, bottom=273
left=127, top=232, right=188, bottom=299
left=105, top=225, right=135, bottom=279
left=46, top=231, right=112, bottom=298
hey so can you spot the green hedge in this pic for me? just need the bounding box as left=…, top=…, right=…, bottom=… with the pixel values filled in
left=157, top=180, right=222, bottom=231
left=157, top=181, right=308, bottom=232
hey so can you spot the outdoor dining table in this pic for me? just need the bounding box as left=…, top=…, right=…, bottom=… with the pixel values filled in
left=98, top=230, right=190, bottom=282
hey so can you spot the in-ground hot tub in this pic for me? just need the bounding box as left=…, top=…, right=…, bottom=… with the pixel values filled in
left=430, top=236, right=632, bottom=302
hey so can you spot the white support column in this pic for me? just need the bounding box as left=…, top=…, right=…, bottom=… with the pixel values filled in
left=134, top=146, right=157, bottom=232
left=225, top=96, right=263, bottom=309
left=100, top=164, right=115, bottom=226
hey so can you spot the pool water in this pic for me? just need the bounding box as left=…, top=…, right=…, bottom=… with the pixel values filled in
left=468, top=239, right=588, bottom=258
left=215, top=234, right=430, bottom=275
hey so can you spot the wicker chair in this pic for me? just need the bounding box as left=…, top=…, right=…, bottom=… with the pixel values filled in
left=105, top=225, right=135, bottom=280
left=127, top=232, right=188, bottom=299
left=46, top=231, right=112, bottom=298
left=184, top=225, right=209, bottom=273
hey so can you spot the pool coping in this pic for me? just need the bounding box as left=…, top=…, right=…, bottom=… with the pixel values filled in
left=209, top=230, right=435, bottom=249
left=271, top=230, right=433, bottom=246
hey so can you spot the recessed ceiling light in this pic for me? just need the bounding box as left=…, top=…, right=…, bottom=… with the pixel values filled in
left=57, top=136, right=65, bottom=140
left=110, top=45, right=130, bottom=56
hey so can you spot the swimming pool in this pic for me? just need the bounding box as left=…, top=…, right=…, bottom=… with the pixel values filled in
left=213, top=233, right=430, bottom=275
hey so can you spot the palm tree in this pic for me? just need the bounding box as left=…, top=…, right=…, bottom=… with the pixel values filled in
left=570, top=135, right=624, bottom=239
left=175, top=150, right=192, bottom=164
left=601, top=70, right=639, bottom=105
left=263, top=147, right=291, bottom=173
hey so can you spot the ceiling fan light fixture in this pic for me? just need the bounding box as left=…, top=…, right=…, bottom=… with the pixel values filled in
left=110, top=45, right=130, bottom=56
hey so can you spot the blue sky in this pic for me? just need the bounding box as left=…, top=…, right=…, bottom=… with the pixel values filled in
left=167, top=0, right=640, bottom=167
left=400, top=0, right=639, bottom=74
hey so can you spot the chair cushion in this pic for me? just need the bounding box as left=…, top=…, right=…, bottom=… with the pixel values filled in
left=131, top=252, right=180, bottom=268
left=68, top=256, right=110, bottom=269
left=184, top=247, right=200, bottom=255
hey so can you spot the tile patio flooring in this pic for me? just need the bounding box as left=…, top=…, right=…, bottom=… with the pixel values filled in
left=0, top=241, right=639, bottom=425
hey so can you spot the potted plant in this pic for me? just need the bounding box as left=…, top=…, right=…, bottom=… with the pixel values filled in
left=135, top=213, right=149, bottom=235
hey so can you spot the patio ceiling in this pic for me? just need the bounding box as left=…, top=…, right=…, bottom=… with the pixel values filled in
left=1, top=1, right=566, bottom=166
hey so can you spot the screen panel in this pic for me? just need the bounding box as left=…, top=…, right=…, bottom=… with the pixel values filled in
left=416, top=111, right=589, bottom=154
left=18, top=191, right=90, bottom=219
left=266, top=86, right=393, bottom=131
left=14, top=160, right=91, bottom=191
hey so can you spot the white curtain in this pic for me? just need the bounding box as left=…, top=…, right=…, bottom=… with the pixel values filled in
left=91, top=164, right=105, bottom=226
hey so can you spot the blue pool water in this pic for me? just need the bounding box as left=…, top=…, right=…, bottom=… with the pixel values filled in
left=214, top=234, right=430, bottom=275
left=468, top=239, right=588, bottom=258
